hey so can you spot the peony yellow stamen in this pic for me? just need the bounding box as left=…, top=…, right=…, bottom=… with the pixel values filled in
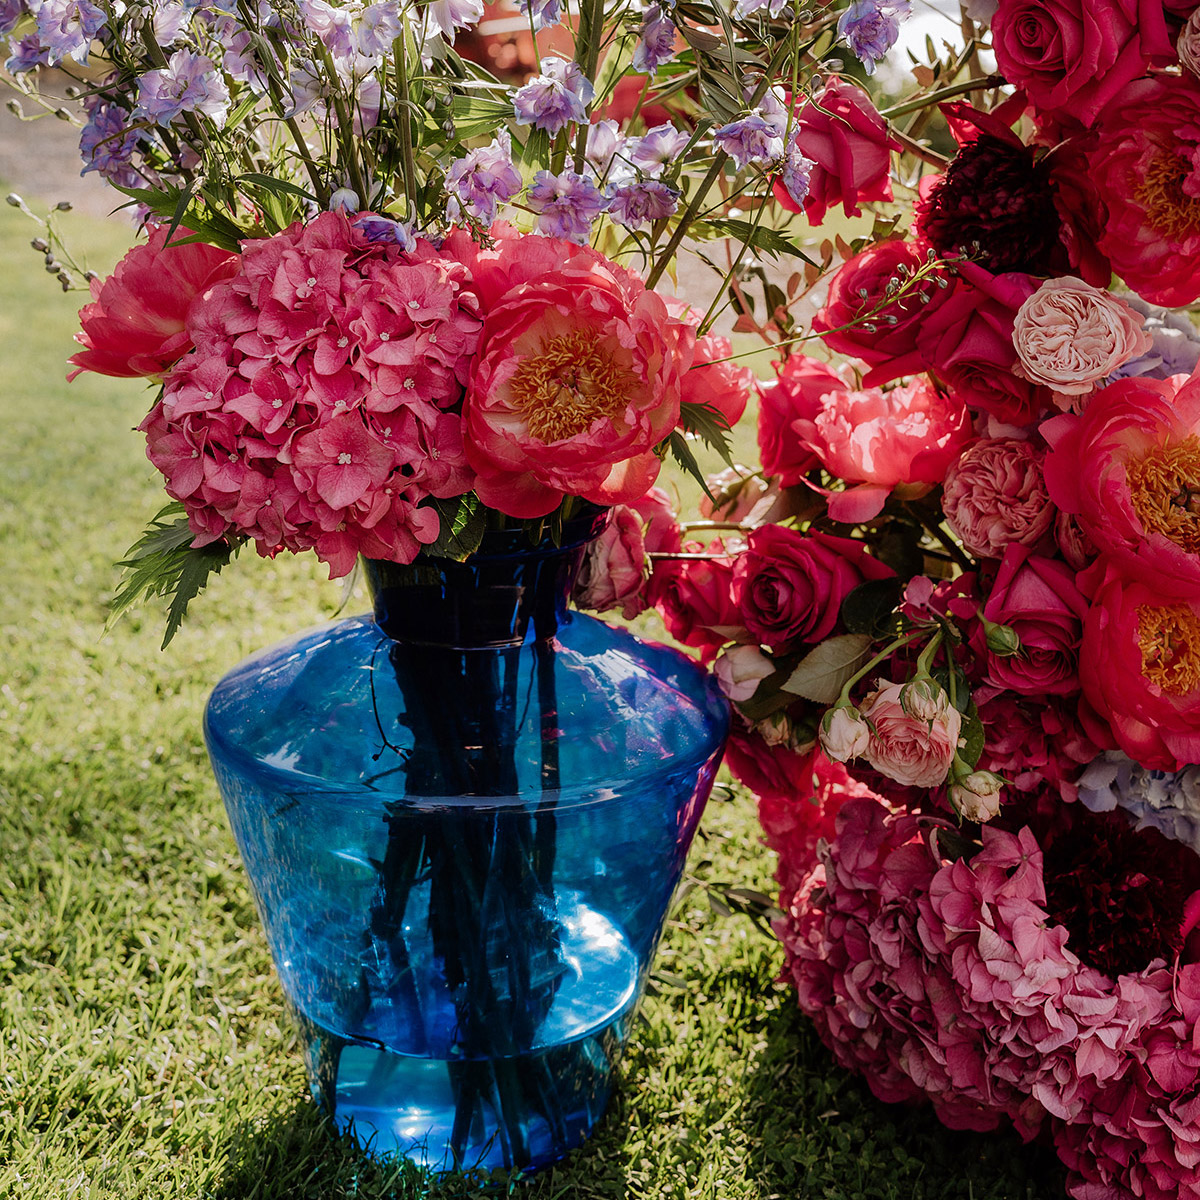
left=1136, top=150, right=1200, bottom=239
left=1138, top=602, right=1200, bottom=695
left=508, top=329, right=637, bottom=443
left=1126, top=436, right=1200, bottom=554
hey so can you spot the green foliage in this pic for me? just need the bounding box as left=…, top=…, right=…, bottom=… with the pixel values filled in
left=423, top=493, right=488, bottom=561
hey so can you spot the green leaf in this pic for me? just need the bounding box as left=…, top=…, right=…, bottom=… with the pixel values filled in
left=703, top=218, right=816, bottom=264
left=958, top=704, right=985, bottom=770
left=677, top=400, right=734, bottom=469
left=424, top=494, right=487, bottom=561
left=840, top=577, right=904, bottom=638
left=516, top=126, right=552, bottom=171
left=665, top=431, right=717, bottom=503
left=781, top=634, right=874, bottom=704
left=162, top=542, right=234, bottom=649
left=234, top=173, right=316, bottom=201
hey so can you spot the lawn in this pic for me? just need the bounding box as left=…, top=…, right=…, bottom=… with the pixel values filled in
left=0, top=198, right=1068, bottom=1200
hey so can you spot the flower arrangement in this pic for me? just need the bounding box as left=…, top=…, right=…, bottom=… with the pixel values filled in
left=558, top=4, right=1200, bottom=1196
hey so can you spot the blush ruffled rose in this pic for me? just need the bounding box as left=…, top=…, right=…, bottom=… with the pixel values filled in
left=1012, top=276, right=1151, bottom=400
left=858, top=680, right=961, bottom=788
left=571, top=504, right=648, bottom=618
left=462, top=234, right=694, bottom=518
left=942, top=437, right=1055, bottom=559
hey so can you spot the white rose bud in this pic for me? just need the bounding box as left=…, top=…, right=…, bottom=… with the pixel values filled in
left=819, top=706, right=871, bottom=763
left=950, top=771, right=1004, bottom=823
left=713, top=644, right=775, bottom=703
left=755, top=710, right=794, bottom=747
left=900, top=678, right=950, bottom=723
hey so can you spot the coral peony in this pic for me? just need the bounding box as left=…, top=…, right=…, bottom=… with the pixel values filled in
left=942, top=437, right=1055, bottom=559
left=756, top=354, right=850, bottom=487
left=770, top=77, right=899, bottom=224
left=792, top=377, right=971, bottom=522
left=461, top=232, right=693, bottom=517
left=70, top=225, right=238, bottom=379
left=667, top=299, right=754, bottom=427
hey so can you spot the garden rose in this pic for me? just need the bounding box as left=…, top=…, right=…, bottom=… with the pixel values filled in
left=792, top=377, right=971, bottom=522
left=1012, top=277, right=1150, bottom=399
left=1042, top=367, right=1200, bottom=597
left=949, top=771, right=1004, bottom=823
left=990, top=0, right=1172, bottom=128
left=668, top=299, right=754, bottom=427
left=462, top=234, right=693, bottom=517
left=942, top=438, right=1055, bottom=559
left=770, top=77, right=899, bottom=224
left=859, top=680, right=960, bottom=788
left=820, top=706, right=871, bottom=764
left=571, top=504, right=648, bottom=617
left=977, top=546, right=1088, bottom=696
left=757, top=354, right=850, bottom=487
left=1180, top=10, right=1200, bottom=79
left=70, top=225, right=238, bottom=379
left=812, top=239, right=956, bottom=385
left=713, top=644, right=776, bottom=702
left=1080, top=564, right=1200, bottom=771
left=1076, top=74, right=1200, bottom=307
left=733, top=525, right=893, bottom=650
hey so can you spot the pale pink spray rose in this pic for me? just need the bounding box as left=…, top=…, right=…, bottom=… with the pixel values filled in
left=820, top=706, right=871, bottom=763
left=1012, top=276, right=1151, bottom=400
left=949, top=771, right=1004, bottom=823
left=713, top=644, right=776, bottom=703
left=859, top=679, right=961, bottom=789
left=942, top=438, right=1055, bottom=559
left=571, top=504, right=648, bottom=618
left=1181, top=11, right=1200, bottom=80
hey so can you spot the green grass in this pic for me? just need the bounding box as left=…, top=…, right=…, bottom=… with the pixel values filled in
left=0, top=199, right=1067, bottom=1200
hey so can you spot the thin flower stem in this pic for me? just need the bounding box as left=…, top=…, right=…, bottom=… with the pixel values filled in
left=836, top=631, right=926, bottom=703
left=903, top=503, right=975, bottom=574
left=882, top=75, right=1003, bottom=119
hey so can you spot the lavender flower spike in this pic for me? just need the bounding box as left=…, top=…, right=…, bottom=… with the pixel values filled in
left=445, top=131, right=523, bottom=224
left=608, top=179, right=680, bottom=232
left=135, top=49, right=231, bottom=127
left=517, top=0, right=561, bottom=31
left=837, top=0, right=912, bottom=76
left=526, top=170, right=607, bottom=243
left=632, top=3, right=675, bottom=75
left=513, top=55, right=595, bottom=135
left=780, top=133, right=815, bottom=208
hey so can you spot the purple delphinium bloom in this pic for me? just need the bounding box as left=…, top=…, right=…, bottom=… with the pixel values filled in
left=517, top=0, right=561, bottom=30
left=1078, top=751, right=1200, bottom=854
left=355, top=0, right=401, bottom=56
left=353, top=213, right=416, bottom=250
left=422, top=0, right=483, bottom=43
left=713, top=111, right=784, bottom=169
left=0, top=0, right=27, bottom=37
left=733, top=0, right=787, bottom=18
left=445, top=131, right=522, bottom=224
left=526, top=170, right=607, bottom=243
left=151, top=1, right=193, bottom=46
left=300, top=0, right=355, bottom=59
left=585, top=119, right=628, bottom=183
left=780, top=133, right=815, bottom=208
left=33, top=0, right=106, bottom=65
left=5, top=32, right=50, bottom=73
left=632, top=3, right=675, bottom=75
left=79, top=97, right=143, bottom=184
left=629, top=121, right=690, bottom=175
left=512, top=55, right=594, bottom=134
left=136, top=49, right=230, bottom=126
left=607, top=179, right=679, bottom=232
left=1108, top=296, right=1200, bottom=383
left=837, top=0, right=911, bottom=76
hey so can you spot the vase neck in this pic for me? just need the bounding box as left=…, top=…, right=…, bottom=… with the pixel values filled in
left=364, top=509, right=608, bottom=649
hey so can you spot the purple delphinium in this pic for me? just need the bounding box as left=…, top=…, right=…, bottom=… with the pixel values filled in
left=300, top=0, right=355, bottom=57
left=445, top=131, right=522, bottom=224
left=713, top=110, right=785, bottom=169
left=355, top=0, right=401, bottom=56
left=780, top=133, right=815, bottom=208
left=33, top=0, right=106, bottom=65
left=136, top=49, right=230, bottom=126
left=422, top=0, right=483, bottom=44
left=837, top=0, right=911, bottom=76
left=151, top=1, right=193, bottom=46
left=517, top=0, right=561, bottom=30
left=5, top=32, right=50, bottom=73
left=585, top=119, right=629, bottom=183
left=512, top=55, right=595, bottom=134
left=733, top=0, right=787, bottom=18
left=607, top=179, right=679, bottom=232
left=0, top=0, right=26, bottom=36
left=632, top=3, right=675, bottom=75
left=353, top=213, right=416, bottom=250
left=526, top=170, right=607, bottom=243
left=629, top=122, right=690, bottom=175
left=79, top=97, right=144, bottom=185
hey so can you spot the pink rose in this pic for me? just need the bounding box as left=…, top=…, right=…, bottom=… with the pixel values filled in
left=991, top=0, right=1172, bottom=128
left=1041, top=367, right=1200, bottom=597
left=756, top=354, right=849, bottom=487
left=770, top=77, right=899, bottom=225
left=859, top=680, right=961, bottom=789
left=1079, top=563, right=1200, bottom=770
left=1012, top=276, right=1150, bottom=399
left=667, top=299, right=754, bottom=427
left=648, top=541, right=743, bottom=661
left=1074, top=74, right=1200, bottom=306
left=713, top=644, right=776, bottom=702
left=819, top=706, right=871, bottom=764
left=462, top=234, right=693, bottom=517
left=942, top=438, right=1055, bottom=559
left=976, top=545, right=1088, bottom=696
left=1179, top=10, right=1200, bottom=78
left=732, top=525, right=893, bottom=651
left=793, top=378, right=972, bottom=522
left=698, top=469, right=775, bottom=523
left=811, top=240, right=957, bottom=386
left=70, top=226, right=238, bottom=380
left=571, top=505, right=648, bottom=618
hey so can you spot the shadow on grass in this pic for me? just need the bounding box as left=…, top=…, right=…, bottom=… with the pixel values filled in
left=212, top=1082, right=634, bottom=1200
left=737, top=1000, right=1068, bottom=1200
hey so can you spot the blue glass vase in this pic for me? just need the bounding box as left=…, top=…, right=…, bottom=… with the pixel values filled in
left=203, top=510, right=729, bottom=1174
